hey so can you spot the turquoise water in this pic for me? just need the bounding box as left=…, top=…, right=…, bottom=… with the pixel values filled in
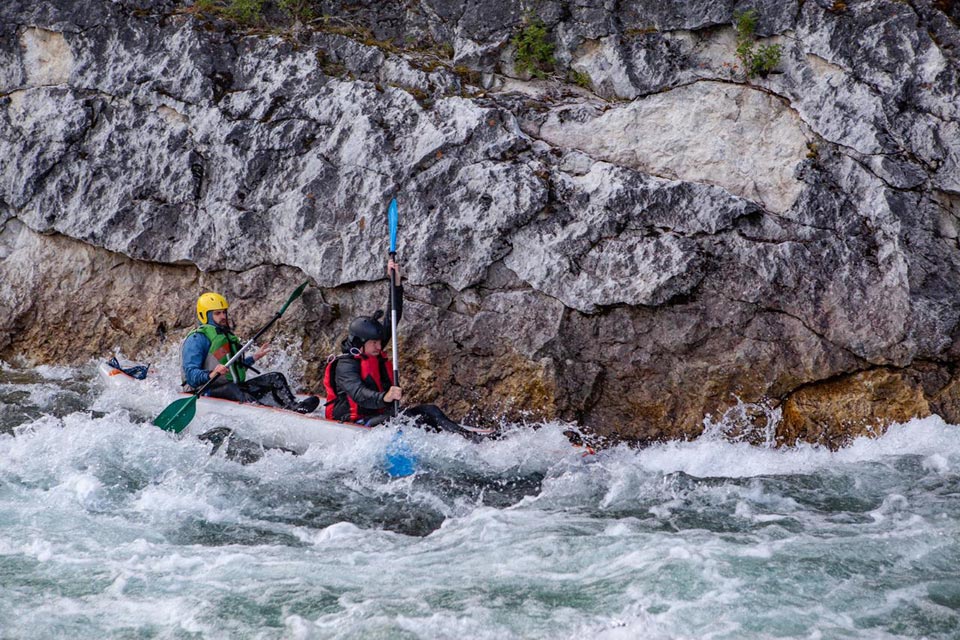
left=1, top=361, right=959, bottom=639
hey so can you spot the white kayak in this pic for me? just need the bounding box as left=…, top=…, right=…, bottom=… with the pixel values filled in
left=97, top=361, right=497, bottom=454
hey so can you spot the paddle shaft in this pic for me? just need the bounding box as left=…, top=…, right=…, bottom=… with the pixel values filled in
left=389, top=250, right=400, bottom=417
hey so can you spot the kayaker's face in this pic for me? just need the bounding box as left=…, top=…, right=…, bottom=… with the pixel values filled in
left=363, top=339, right=382, bottom=357
left=211, top=309, right=230, bottom=328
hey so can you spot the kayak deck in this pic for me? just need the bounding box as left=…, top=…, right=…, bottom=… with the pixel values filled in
left=99, top=361, right=373, bottom=453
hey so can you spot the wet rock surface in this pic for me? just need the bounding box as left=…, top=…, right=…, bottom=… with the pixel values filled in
left=2, top=0, right=960, bottom=445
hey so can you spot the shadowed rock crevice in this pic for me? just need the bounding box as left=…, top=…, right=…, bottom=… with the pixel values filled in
left=776, top=364, right=960, bottom=449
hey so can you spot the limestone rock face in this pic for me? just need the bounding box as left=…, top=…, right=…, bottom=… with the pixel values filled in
left=2, top=0, right=960, bottom=443
left=535, top=82, right=811, bottom=214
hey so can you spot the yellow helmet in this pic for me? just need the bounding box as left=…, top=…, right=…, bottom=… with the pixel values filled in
left=196, top=292, right=229, bottom=324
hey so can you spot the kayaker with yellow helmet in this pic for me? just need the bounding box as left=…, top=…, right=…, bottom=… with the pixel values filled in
left=181, top=292, right=320, bottom=414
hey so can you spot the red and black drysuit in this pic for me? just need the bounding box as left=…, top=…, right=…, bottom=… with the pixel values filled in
left=327, top=283, right=402, bottom=424
left=325, top=284, right=476, bottom=438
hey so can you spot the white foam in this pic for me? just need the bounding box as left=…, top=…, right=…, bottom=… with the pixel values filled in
left=630, top=415, right=960, bottom=480
left=314, top=521, right=362, bottom=542
left=23, top=538, right=55, bottom=562
left=33, top=364, right=77, bottom=381
left=922, top=453, right=950, bottom=474
left=53, top=472, right=105, bottom=506
left=0, top=381, right=70, bottom=408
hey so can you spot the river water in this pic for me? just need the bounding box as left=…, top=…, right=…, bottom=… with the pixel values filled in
left=1, top=359, right=959, bottom=639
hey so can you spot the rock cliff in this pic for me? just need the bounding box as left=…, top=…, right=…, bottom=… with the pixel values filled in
left=2, top=0, right=959, bottom=446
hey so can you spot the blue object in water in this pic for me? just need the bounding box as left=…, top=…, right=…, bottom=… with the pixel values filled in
left=384, top=429, right=417, bottom=477
left=107, top=357, right=149, bottom=380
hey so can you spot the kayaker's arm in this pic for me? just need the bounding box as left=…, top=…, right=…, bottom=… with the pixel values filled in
left=182, top=332, right=215, bottom=389
left=335, top=357, right=390, bottom=410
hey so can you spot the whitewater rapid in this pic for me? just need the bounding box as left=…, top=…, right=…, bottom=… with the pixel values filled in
left=1, top=359, right=959, bottom=639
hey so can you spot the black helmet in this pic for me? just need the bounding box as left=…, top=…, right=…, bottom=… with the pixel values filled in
left=347, top=314, right=384, bottom=350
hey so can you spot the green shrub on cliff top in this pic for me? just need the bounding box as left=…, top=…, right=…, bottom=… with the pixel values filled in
left=193, top=0, right=218, bottom=12
left=512, top=17, right=555, bottom=78
left=734, top=9, right=782, bottom=78
left=192, top=0, right=265, bottom=25
left=569, top=68, right=592, bottom=89
left=225, top=0, right=265, bottom=24
left=277, top=0, right=315, bottom=21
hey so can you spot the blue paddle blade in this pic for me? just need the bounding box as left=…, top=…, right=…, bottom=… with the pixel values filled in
left=388, top=198, right=398, bottom=253
left=384, top=429, right=416, bottom=477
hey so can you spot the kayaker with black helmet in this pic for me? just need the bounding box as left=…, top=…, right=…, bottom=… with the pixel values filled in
left=323, top=259, right=476, bottom=437
left=181, top=292, right=320, bottom=414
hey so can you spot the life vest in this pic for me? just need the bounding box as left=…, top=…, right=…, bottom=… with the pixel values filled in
left=323, top=353, right=393, bottom=421
left=181, top=323, right=247, bottom=386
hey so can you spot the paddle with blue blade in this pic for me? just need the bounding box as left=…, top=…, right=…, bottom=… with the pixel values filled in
left=384, top=198, right=417, bottom=477
left=152, top=281, right=310, bottom=434
left=388, top=197, right=401, bottom=417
